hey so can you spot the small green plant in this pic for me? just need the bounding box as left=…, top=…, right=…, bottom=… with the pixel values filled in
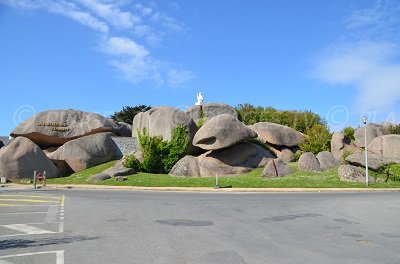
left=123, top=154, right=141, bottom=171
left=299, top=124, right=331, bottom=155
left=137, top=125, right=189, bottom=174
left=342, top=126, right=355, bottom=140
left=388, top=124, right=400, bottom=135
left=341, top=149, right=354, bottom=164
left=294, top=150, right=303, bottom=161
left=378, top=163, right=400, bottom=182
left=197, top=106, right=205, bottom=127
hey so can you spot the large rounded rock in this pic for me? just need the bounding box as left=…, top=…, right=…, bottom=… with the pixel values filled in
left=193, top=114, right=257, bottom=150
left=250, top=122, right=305, bottom=147
left=354, top=124, right=389, bottom=148
left=11, top=109, right=120, bottom=147
left=367, top=135, right=400, bottom=160
left=132, top=107, right=198, bottom=152
left=269, top=146, right=295, bottom=162
left=316, top=151, right=339, bottom=170
left=0, top=137, right=59, bottom=180
left=115, top=122, right=132, bottom=137
left=338, top=165, right=374, bottom=183
left=298, top=152, right=322, bottom=172
left=186, top=103, right=238, bottom=124
left=345, top=152, right=400, bottom=171
left=48, top=133, right=116, bottom=172
left=170, top=143, right=274, bottom=177
left=331, top=132, right=360, bottom=160
left=262, top=158, right=295, bottom=177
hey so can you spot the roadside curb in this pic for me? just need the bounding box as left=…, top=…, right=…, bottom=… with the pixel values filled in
left=2, top=184, right=400, bottom=193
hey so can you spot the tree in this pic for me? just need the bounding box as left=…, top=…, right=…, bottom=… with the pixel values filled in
left=110, top=105, right=151, bottom=124
left=299, top=124, right=331, bottom=154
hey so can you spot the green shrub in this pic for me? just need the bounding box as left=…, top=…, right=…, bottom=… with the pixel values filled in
left=378, top=163, right=400, bottom=182
left=235, top=104, right=326, bottom=134
left=123, top=155, right=141, bottom=171
left=137, top=125, right=189, bottom=174
left=341, top=149, right=354, bottom=164
left=388, top=124, right=400, bottom=135
left=299, top=124, right=331, bottom=155
left=111, top=105, right=151, bottom=124
left=294, top=150, right=303, bottom=161
left=342, top=126, right=355, bottom=140
left=163, top=125, right=189, bottom=172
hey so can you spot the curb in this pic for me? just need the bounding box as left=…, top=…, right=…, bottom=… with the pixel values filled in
left=2, top=184, right=400, bottom=193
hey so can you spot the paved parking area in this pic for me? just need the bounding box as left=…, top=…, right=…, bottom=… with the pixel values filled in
left=0, top=192, right=65, bottom=264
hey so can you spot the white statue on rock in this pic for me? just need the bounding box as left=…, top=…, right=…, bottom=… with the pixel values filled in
left=195, top=92, right=204, bottom=106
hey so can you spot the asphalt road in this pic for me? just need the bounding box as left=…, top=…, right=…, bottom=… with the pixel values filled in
left=0, top=189, right=399, bottom=264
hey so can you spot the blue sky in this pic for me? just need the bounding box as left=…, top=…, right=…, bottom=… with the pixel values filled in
left=1, top=0, right=400, bottom=135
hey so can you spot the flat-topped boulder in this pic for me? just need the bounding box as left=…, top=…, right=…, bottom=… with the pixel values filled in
left=0, top=137, right=59, bottom=180
left=48, top=132, right=116, bottom=172
left=345, top=152, right=400, bottom=171
left=367, top=135, right=400, bottom=160
left=186, top=103, right=237, bottom=124
left=193, top=114, right=257, bottom=150
left=250, top=122, right=305, bottom=147
left=11, top=109, right=120, bottom=147
left=170, top=142, right=274, bottom=177
left=354, top=124, right=389, bottom=148
left=338, top=165, right=374, bottom=183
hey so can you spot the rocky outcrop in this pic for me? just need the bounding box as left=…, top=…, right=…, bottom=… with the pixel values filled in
left=192, top=114, right=257, bottom=150
left=132, top=107, right=198, bottom=153
left=298, top=152, right=322, bottom=172
left=354, top=124, right=389, bottom=148
left=269, top=146, right=295, bottom=162
left=115, top=122, right=132, bottom=137
left=11, top=109, right=121, bottom=147
left=316, top=151, right=339, bottom=170
left=250, top=122, right=305, bottom=147
left=262, top=159, right=295, bottom=177
left=48, top=133, right=116, bottom=172
left=186, top=103, right=238, bottom=124
left=0, top=137, right=59, bottom=180
left=338, top=165, right=374, bottom=183
left=111, top=137, right=138, bottom=159
left=345, top=152, right=400, bottom=171
left=170, top=143, right=274, bottom=177
left=367, top=135, right=400, bottom=160
left=90, top=160, right=136, bottom=181
left=330, top=132, right=359, bottom=161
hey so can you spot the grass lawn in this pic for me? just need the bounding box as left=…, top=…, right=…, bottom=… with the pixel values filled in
left=46, top=161, right=400, bottom=188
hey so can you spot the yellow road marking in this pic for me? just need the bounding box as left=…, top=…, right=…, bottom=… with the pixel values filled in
left=0, top=195, right=60, bottom=200
left=0, top=204, right=22, bottom=207
left=0, top=199, right=59, bottom=203
left=61, top=195, right=65, bottom=206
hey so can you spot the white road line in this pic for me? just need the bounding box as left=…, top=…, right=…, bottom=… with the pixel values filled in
left=0, top=250, right=65, bottom=263
left=1, top=224, right=56, bottom=235
left=58, top=222, right=64, bottom=233
left=57, top=250, right=65, bottom=264
left=60, top=217, right=64, bottom=220
left=0, top=211, right=61, bottom=216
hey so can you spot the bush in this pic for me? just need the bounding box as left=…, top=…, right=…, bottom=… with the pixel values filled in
left=378, top=163, right=400, bottom=182
left=137, top=125, right=189, bottom=173
left=388, top=124, right=400, bottom=135
left=299, top=124, right=331, bottom=155
left=342, top=126, right=355, bottom=140
left=341, top=149, right=354, bottom=164
left=123, top=155, right=141, bottom=171
left=294, top=150, right=303, bottom=161
left=110, top=105, right=152, bottom=124
left=235, top=104, right=326, bottom=134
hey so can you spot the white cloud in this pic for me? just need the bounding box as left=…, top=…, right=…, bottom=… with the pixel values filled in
left=78, top=0, right=140, bottom=29
left=1, top=0, right=194, bottom=87
left=48, top=0, right=109, bottom=32
left=167, top=69, right=195, bottom=87
left=313, top=0, right=400, bottom=113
